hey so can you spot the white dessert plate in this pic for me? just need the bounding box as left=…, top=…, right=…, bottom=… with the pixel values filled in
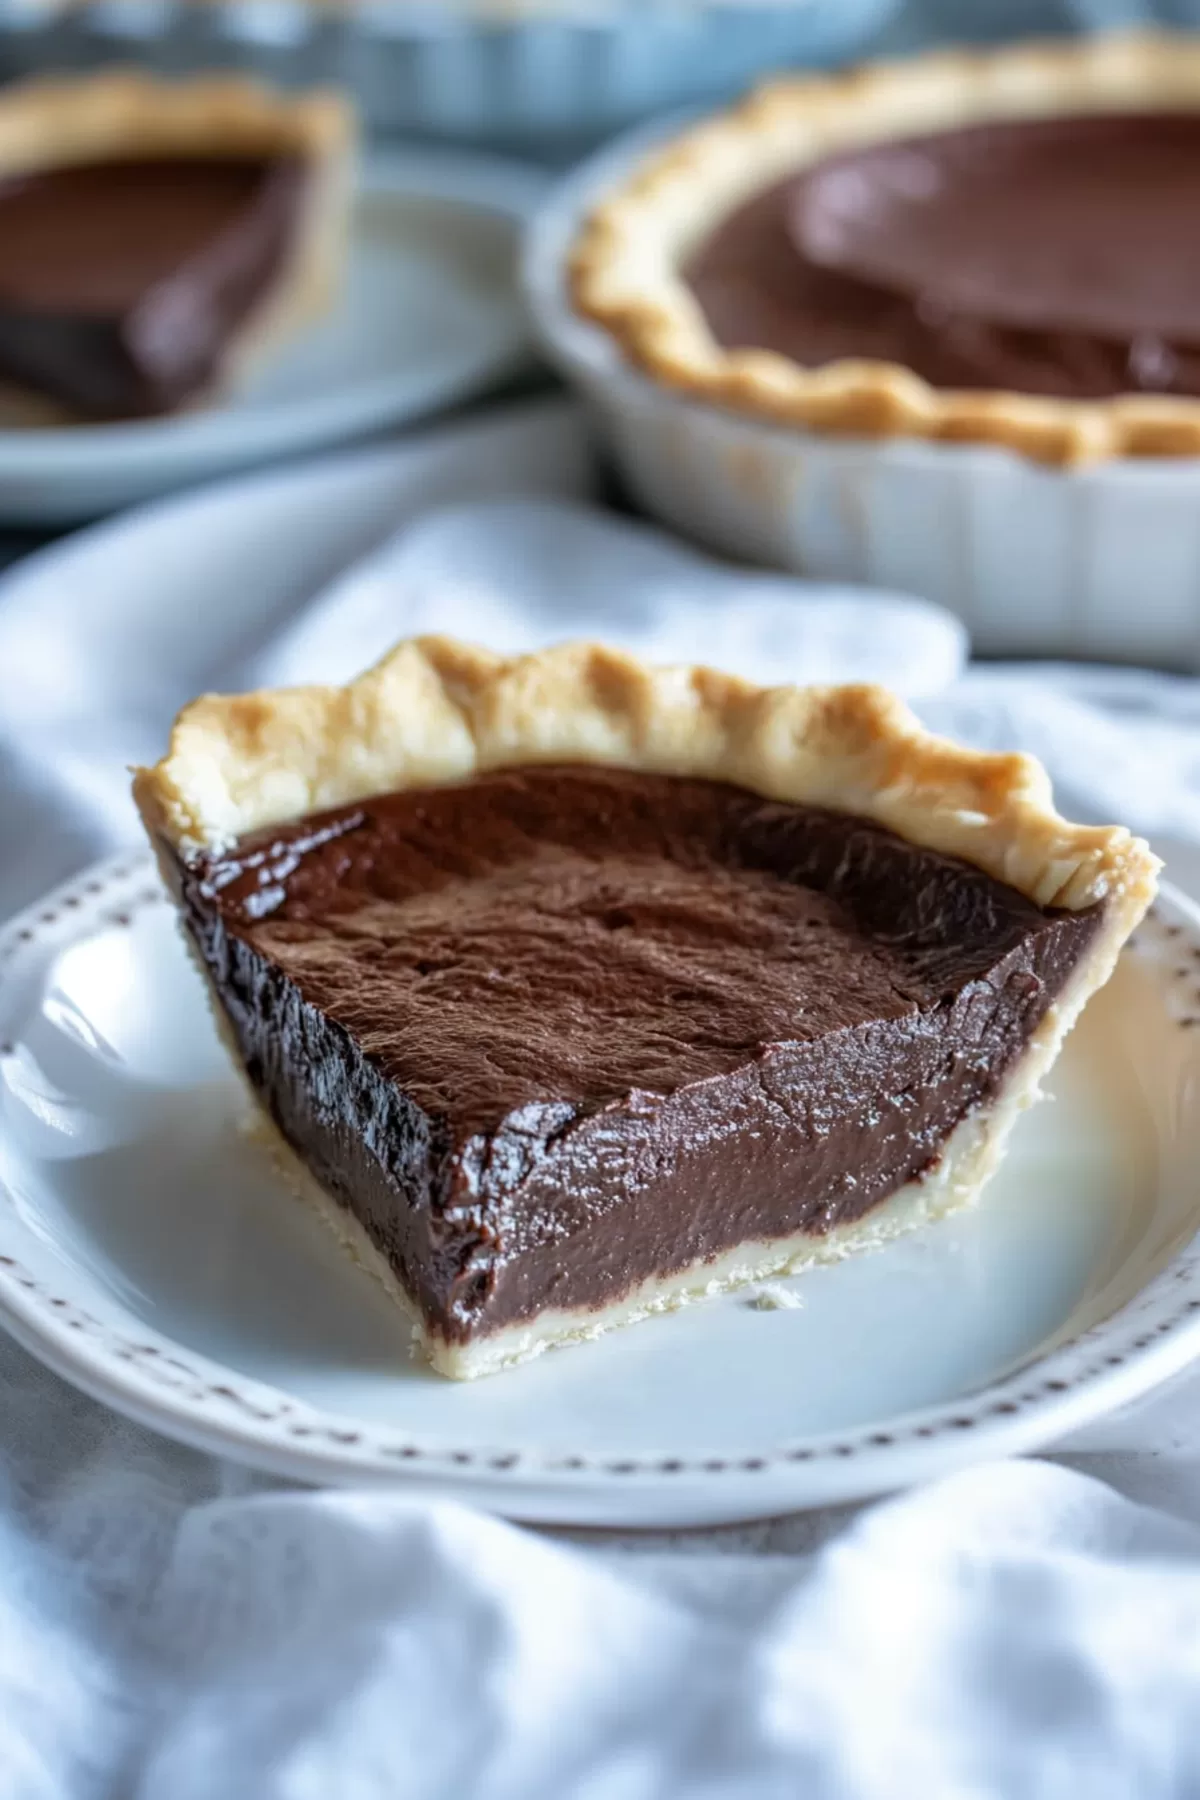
left=1, top=855, right=1199, bottom=1526
left=0, top=148, right=545, bottom=524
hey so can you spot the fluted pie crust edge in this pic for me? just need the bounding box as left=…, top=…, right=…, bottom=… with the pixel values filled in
left=570, top=32, right=1200, bottom=468
left=133, top=634, right=1158, bottom=915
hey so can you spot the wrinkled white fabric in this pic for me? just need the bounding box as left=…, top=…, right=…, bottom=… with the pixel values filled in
left=248, top=492, right=967, bottom=695
left=2, top=403, right=1200, bottom=1798
left=5, top=1336, right=1200, bottom=1800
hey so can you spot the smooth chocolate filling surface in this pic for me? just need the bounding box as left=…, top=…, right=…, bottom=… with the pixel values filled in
left=685, top=112, right=1200, bottom=400
left=0, top=155, right=305, bottom=418
left=178, top=767, right=1101, bottom=1343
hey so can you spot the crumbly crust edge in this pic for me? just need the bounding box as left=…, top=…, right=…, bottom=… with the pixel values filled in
left=570, top=32, right=1200, bottom=468
left=132, top=634, right=1160, bottom=924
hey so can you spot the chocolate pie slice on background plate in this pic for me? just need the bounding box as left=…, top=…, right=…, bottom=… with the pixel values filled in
left=0, top=70, right=353, bottom=424
left=0, top=121, right=542, bottom=523
left=133, top=638, right=1158, bottom=1380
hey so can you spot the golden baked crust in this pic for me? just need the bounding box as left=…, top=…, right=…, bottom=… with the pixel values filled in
left=0, top=70, right=355, bottom=424
left=133, top=634, right=1159, bottom=924
left=570, top=32, right=1200, bottom=468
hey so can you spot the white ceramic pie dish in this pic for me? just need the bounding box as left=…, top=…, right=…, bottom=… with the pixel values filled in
left=524, top=121, right=1200, bottom=670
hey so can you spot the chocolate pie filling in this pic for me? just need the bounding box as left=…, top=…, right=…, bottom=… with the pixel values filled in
left=686, top=112, right=1200, bottom=400
left=177, top=766, right=1101, bottom=1345
left=0, top=155, right=305, bottom=417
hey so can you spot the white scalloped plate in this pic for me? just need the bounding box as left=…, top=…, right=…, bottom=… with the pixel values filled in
left=1, top=855, right=1199, bottom=1526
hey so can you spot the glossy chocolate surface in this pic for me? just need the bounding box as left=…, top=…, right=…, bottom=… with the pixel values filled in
left=179, top=767, right=1101, bottom=1342
left=686, top=112, right=1200, bottom=400
left=0, top=155, right=304, bottom=417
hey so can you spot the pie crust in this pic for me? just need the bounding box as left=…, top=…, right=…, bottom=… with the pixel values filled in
left=0, top=70, right=354, bottom=425
left=570, top=31, right=1200, bottom=468
left=134, top=638, right=1159, bottom=1376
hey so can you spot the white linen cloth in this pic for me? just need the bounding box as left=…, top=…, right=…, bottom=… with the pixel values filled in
left=3, top=402, right=1200, bottom=1798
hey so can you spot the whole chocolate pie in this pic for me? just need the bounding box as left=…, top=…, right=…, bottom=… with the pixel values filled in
left=0, top=72, right=353, bottom=423
left=571, top=34, right=1200, bottom=465
left=135, top=639, right=1157, bottom=1377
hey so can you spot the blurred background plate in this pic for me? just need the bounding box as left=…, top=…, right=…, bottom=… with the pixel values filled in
left=0, top=0, right=900, bottom=158
left=0, top=145, right=545, bottom=524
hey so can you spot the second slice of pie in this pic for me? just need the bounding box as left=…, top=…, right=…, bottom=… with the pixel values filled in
left=134, top=639, right=1158, bottom=1378
left=0, top=71, right=353, bottom=422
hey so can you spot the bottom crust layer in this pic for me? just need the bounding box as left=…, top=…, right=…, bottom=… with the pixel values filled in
left=281, top=1108, right=1001, bottom=1380
left=257, top=1046, right=1030, bottom=1381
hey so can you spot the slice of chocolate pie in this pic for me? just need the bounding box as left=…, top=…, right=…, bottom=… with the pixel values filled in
left=134, top=639, right=1158, bottom=1378
left=0, top=72, right=353, bottom=422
